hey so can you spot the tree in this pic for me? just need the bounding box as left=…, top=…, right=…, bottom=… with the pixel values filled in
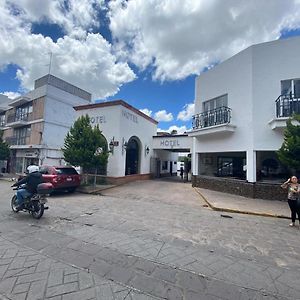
left=0, top=130, right=10, bottom=161
left=277, top=114, right=300, bottom=171
left=62, top=115, right=109, bottom=175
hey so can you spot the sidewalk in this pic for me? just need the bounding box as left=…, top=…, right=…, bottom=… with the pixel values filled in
left=194, top=187, right=291, bottom=219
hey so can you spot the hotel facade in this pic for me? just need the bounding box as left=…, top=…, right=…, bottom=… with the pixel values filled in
left=190, top=37, right=300, bottom=199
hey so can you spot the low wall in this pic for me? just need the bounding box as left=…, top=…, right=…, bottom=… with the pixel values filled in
left=192, top=175, right=287, bottom=201
left=83, top=173, right=151, bottom=186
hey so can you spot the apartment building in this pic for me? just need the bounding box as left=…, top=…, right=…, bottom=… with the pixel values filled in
left=0, top=75, right=91, bottom=173
left=190, top=37, right=300, bottom=199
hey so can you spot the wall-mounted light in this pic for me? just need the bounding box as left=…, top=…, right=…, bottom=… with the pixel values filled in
left=109, top=137, right=115, bottom=154
left=145, top=145, right=150, bottom=156
left=122, top=138, right=128, bottom=155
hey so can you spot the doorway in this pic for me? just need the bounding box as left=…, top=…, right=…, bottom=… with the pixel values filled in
left=125, top=137, right=141, bottom=175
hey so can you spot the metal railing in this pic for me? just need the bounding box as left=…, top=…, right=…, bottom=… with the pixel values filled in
left=5, top=136, right=30, bottom=146
left=192, top=106, right=232, bottom=129
left=6, top=112, right=32, bottom=124
left=275, top=94, right=300, bottom=118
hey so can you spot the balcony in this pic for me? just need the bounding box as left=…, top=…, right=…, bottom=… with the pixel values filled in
left=5, top=136, right=30, bottom=146
left=6, top=113, right=32, bottom=128
left=190, top=106, right=236, bottom=137
left=269, top=94, right=300, bottom=130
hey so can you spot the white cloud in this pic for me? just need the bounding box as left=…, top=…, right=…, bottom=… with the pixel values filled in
left=109, top=0, right=300, bottom=81
left=0, top=0, right=136, bottom=99
left=177, top=103, right=195, bottom=121
left=139, top=108, right=152, bottom=117
left=154, top=110, right=173, bottom=122
left=157, top=125, right=189, bottom=134
left=5, top=0, right=105, bottom=37
left=1, top=91, right=21, bottom=99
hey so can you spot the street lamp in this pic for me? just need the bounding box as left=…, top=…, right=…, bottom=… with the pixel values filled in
left=109, top=137, right=115, bottom=154
left=145, top=145, right=150, bottom=156
left=122, top=138, right=128, bottom=155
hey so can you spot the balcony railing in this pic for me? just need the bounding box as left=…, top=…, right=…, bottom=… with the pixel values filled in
left=6, top=113, right=31, bottom=124
left=275, top=94, right=300, bottom=118
left=192, top=106, right=232, bottom=130
left=5, top=136, right=30, bottom=146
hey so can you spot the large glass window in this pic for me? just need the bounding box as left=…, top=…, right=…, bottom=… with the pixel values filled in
left=14, top=126, right=31, bottom=145
left=15, top=104, right=33, bottom=121
left=0, top=114, right=5, bottom=126
left=203, top=94, right=228, bottom=112
left=281, top=79, right=300, bottom=97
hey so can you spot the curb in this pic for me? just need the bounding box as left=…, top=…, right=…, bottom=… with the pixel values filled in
left=194, top=188, right=289, bottom=220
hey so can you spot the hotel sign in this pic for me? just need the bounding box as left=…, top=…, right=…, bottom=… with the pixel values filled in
left=122, top=110, right=138, bottom=124
left=160, top=139, right=180, bottom=148
left=90, top=115, right=106, bottom=124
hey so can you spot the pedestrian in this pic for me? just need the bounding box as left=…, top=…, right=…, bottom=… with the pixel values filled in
left=281, top=176, right=300, bottom=227
left=180, top=167, right=184, bottom=180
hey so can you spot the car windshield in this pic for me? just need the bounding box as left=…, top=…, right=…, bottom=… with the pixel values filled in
left=55, top=168, right=78, bottom=175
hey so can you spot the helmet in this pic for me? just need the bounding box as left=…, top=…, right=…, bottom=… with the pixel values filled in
left=27, top=165, right=39, bottom=174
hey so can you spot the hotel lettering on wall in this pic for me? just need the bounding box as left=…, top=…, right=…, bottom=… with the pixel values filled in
left=90, top=115, right=107, bottom=124
left=160, top=139, right=180, bottom=148
left=122, top=110, right=138, bottom=124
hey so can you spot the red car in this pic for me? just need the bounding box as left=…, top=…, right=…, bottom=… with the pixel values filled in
left=39, top=166, right=81, bottom=193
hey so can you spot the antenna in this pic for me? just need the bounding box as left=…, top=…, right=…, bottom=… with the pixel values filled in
left=48, top=51, right=53, bottom=75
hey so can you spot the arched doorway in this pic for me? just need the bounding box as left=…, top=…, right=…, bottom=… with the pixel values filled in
left=125, top=136, right=141, bottom=175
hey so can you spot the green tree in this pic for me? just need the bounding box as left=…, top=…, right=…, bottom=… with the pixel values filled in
left=0, top=130, right=10, bottom=161
left=62, top=115, right=109, bottom=174
left=277, top=114, right=300, bottom=170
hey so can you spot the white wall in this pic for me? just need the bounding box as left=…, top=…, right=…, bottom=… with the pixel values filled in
left=76, top=104, right=157, bottom=177
left=194, top=45, right=253, bottom=153
left=43, top=85, right=90, bottom=150
left=251, top=37, right=300, bottom=150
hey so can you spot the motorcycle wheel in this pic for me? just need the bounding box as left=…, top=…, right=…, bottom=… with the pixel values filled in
left=11, top=195, right=19, bottom=213
left=31, top=201, right=44, bottom=219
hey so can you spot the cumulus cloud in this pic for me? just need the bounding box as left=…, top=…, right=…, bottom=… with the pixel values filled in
left=177, top=103, right=195, bottom=121
left=1, top=91, right=21, bottom=99
left=139, top=108, right=152, bottom=117
left=0, top=0, right=135, bottom=99
left=154, top=110, right=173, bottom=122
left=157, top=125, right=189, bottom=134
left=109, top=0, right=300, bottom=81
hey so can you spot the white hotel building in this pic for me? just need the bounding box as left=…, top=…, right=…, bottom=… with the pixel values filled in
left=190, top=37, right=300, bottom=199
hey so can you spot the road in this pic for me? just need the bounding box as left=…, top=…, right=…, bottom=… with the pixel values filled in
left=0, top=178, right=299, bottom=299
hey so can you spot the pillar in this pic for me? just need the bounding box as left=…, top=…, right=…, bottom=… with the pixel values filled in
left=246, top=150, right=257, bottom=183
left=192, top=137, right=199, bottom=176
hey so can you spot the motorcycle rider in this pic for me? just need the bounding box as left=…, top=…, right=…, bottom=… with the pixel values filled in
left=12, top=165, right=43, bottom=209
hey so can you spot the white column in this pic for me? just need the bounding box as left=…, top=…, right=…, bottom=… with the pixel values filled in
left=246, top=150, right=257, bottom=183
left=192, top=137, right=199, bottom=176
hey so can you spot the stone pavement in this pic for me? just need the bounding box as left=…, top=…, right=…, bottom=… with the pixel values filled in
left=195, top=188, right=291, bottom=219
left=0, top=179, right=300, bottom=299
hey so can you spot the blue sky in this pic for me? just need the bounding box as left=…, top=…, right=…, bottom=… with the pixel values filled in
left=1, top=1, right=300, bottom=133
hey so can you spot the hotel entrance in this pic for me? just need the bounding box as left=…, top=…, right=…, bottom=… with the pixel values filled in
left=125, top=136, right=141, bottom=175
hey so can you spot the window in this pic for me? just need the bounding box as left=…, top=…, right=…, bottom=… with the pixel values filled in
left=0, top=114, right=5, bottom=126
left=14, top=126, right=31, bottom=145
left=203, top=94, right=228, bottom=112
left=55, top=167, right=78, bottom=175
left=162, top=161, right=168, bottom=170
left=15, top=104, right=33, bottom=121
left=281, top=79, right=300, bottom=97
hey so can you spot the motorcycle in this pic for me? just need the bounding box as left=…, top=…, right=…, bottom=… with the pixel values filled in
left=11, top=182, right=53, bottom=219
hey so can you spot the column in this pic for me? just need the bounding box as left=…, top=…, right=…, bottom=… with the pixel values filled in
left=192, top=137, right=199, bottom=176
left=246, top=150, right=257, bottom=183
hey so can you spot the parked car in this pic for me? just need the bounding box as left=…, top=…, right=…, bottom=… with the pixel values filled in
left=39, top=166, right=81, bottom=193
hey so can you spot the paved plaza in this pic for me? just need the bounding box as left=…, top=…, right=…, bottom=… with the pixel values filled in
left=0, top=179, right=299, bottom=299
